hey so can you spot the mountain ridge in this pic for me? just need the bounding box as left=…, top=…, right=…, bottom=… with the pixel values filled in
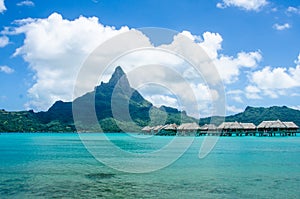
left=0, top=66, right=194, bottom=132
left=0, top=66, right=300, bottom=132
left=199, top=105, right=300, bottom=127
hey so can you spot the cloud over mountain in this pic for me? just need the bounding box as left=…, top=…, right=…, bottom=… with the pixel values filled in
left=5, top=12, right=264, bottom=118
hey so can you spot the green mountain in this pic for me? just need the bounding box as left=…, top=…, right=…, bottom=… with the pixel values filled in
left=200, top=106, right=300, bottom=127
left=1, top=66, right=300, bottom=132
left=0, top=66, right=195, bottom=132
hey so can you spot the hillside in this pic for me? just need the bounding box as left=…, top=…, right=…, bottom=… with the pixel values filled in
left=1, top=66, right=300, bottom=132
left=0, top=66, right=195, bottom=132
left=200, top=106, right=300, bottom=127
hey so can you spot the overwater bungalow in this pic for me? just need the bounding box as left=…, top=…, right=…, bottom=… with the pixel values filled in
left=158, top=123, right=177, bottom=136
left=177, top=122, right=200, bottom=136
left=199, top=124, right=218, bottom=136
left=240, top=123, right=257, bottom=136
left=257, top=120, right=286, bottom=136
left=141, top=126, right=153, bottom=134
left=141, top=120, right=298, bottom=137
left=217, top=122, right=256, bottom=136
left=217, top=122, right=243, bottom=136
left=152, top=125, right=163, bottom=134
left=282, top=122, right=298, bottom=136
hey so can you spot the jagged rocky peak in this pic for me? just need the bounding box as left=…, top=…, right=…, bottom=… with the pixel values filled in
left=108, top=66, right=129, bottom=86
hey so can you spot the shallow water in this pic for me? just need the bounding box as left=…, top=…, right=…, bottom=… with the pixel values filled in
left=0, top=133, right=299, bottom=198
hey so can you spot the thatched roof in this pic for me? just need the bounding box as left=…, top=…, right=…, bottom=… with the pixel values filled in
left=240, top=123, right=256, bottom=130
left=141, top=126, right=152, bottom=131
left=200, top=124, right=217, bottom=131
left=257, top=120, right=286, bottom=129
left=152, top=125, right=163, bottom=131
left=282, top=122, right=299, bottom=129
left=218, top=122, right=243, bottom=130
left=177, top=122, right=200, bottom=130
left=162, top=123, right=177, bottom=130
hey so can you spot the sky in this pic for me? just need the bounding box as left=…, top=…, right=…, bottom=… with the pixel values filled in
left=0, top=0, right=300, bottom=118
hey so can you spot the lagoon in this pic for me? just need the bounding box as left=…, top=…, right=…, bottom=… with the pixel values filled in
left=0, top=133, right=299, bottom=198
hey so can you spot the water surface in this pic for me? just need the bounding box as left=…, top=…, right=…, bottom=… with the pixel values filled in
left=0, top=133, right=299, bottom=198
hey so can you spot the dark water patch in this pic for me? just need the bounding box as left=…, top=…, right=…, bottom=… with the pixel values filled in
left=85, top=172, right=116, bottom=180
left=208, top=185, right=238, bottom=195
left=0, top=178, right=30, bottom=196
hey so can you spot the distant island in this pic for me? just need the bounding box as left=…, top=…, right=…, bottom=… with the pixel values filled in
left=1, top=66, right=300, bottom=133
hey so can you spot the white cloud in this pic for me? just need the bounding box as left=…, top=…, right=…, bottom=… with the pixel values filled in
left=10, top=13, right=130, bottom=110
left=227, top=89, right=244, bottom=103
left=9, top=13, right=259, bottom=117
left=17, top=0, right=35, bottom=7
left=215, top=51, right=262, bottom=83
left=247, top=54, right=300, bottom=98
left=217, top=0, right=268, bottom=11
left=0, top=36, right=9, bottom=47
left=198, top=32, right=262, bottom=83
left=245, top=85, right=261, bottom=99
left=232, top=96, right=243, bottom=103
left=180, top=30, right=202, bottom=43
left=286, top=6, right=300, bottom=15
left=226, top=105, right=244, bottom=113
left=145, top=95, right=179, bottom=109
left=227, top=89, right=243, bottom=95
left=273, top=23, right=291, bottom=31
left=0, top=0, right=6, bottom=13
left=0, top=65, right=14, bottom=74
left=291, top=105, right=300, bottom=111
left=199, top=32, right=223, bottom=59
left=251, top=66, right=299, bottom=89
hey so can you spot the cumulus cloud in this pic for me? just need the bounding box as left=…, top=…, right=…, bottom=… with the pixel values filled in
left=273, top=23, right=291, bottom=31
left=217, top=0, right=268, bottom=11
left=251, top=66, right=299, bottom=89
left=9, top=13, right=130, bottom=110
left=17, top=0, right=35, bottom=7
left=199, top=32, right=223, bottom=59
left=0, top=36, right=9, bottom=47
left=198, top=32, right=262, bottom=83
left=246, top=54, right=300, bottom=98
left=7, top=13, right=261, bottom=118
left=214, top=51, right=262, bottom=83
left=0, top=0, right=6, bottom=13
left=0, top=65, right=14, bottom=74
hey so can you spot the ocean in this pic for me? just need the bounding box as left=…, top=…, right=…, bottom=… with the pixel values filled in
left=0, top=133, right=299, bottom=198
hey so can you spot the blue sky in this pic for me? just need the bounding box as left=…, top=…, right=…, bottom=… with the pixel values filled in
left=0, top=0, right=300, bottom=117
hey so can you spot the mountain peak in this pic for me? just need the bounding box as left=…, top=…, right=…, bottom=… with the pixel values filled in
left=107, top=66, right=129, bottom=87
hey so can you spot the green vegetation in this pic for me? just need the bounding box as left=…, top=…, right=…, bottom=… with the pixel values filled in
left=0, top=109, right=75, bottom=132
left=1, top=67, right=299, bottom=133
left=0, top=66, right=194, bottom=132
left=200, top=106, right=300, bottom=127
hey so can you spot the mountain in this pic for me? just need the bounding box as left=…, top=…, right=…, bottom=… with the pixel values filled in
left=0, top=66, right=194, bottom=132
left=200, top=106, right=300, bottom=127
left=1, top=66, right=300, bottom=132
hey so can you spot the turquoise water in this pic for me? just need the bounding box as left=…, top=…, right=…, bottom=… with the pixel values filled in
left=0, top=133, right=300, bottom=198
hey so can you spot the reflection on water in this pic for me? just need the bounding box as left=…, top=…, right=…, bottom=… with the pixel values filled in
left=0, top=133, right=300, bottom=198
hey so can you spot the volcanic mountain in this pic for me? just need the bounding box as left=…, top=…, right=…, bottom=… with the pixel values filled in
left=35, top=66, right=195, bottom=132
